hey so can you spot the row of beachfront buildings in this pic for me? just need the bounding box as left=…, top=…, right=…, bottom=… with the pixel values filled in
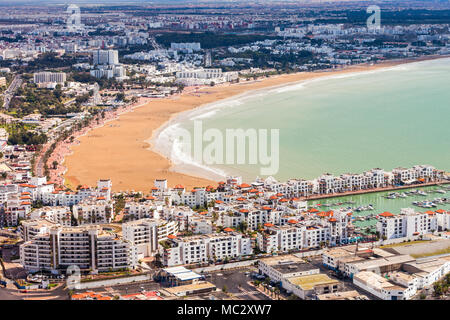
left=1, top=164, right=447, bottom=273
left=267, top=165, right=445, bottom=197
left=2, top=165, right=444, bottom=228
left=0, top=177, right=113, bottom=227
left=17, top=196, right=450, bottom=273
left=16, top=191, right=450, bottom=273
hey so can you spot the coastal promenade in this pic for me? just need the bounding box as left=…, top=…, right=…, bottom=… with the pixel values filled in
left=300, top=180, right=450, bottom=201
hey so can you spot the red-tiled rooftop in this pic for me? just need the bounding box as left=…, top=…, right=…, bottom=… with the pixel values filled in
left=379, top=211, right=395, bottom=217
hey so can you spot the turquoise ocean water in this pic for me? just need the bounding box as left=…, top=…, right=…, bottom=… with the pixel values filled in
left=170, top=58, right=450, bottom=229
left=177, top=57, right=450, bottom=183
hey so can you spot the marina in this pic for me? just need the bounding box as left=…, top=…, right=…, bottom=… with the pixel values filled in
left=307, top=185, right=450, bottom=234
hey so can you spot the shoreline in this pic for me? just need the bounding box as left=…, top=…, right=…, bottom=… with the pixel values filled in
left=35, top=98, right=151, bottom=187
left=63, top=55, right=448, bottom=192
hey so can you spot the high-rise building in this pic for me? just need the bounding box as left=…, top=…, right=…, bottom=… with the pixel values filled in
left=20, top=224, right=138, bottom=273
left=33, top=72, right=66, bottom=84
left=92, top=49, right=119, bottom=65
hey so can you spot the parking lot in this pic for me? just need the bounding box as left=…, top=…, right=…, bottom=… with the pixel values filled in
left=206, top=268, right=270, bottom=300
left=72, top=279, right=163, bottom=297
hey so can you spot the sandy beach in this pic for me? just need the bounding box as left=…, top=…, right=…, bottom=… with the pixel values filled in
left=62, top=57, right=441, bottom=192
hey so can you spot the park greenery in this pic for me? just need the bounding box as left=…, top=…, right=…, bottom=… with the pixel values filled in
left=1, top=122, right=47, bottom=145
left=156, top=32, right=280, bottom=49
left=10, top=84, right=82, bottom=117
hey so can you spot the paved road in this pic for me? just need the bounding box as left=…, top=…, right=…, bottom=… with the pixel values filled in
left=0, top=284, right=68, bottom=300
left=3, top=75, right=22, bottom=110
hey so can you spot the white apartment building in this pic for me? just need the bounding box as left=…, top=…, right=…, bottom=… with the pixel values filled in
left=157, top=220, right=180, bottom=241
left=175, top=68, right=238, bottom=86
left=0, top=184, right=18, bottom=203
left=257, top=224, right=306, bottom=253
left=266, top=165, right=442, bottom=198
left=376, top=208, right=438, bottom=240
left=33, top=72, right=66, bottom=84
left=257, top=213, right=349, bottom=253
left=90, top=68, right=113, bottom=79
left=72, top=199, right=114, bottom=225
left=188, top=216, right=213, bottom=234
left=392, top=165, right=443, bottom=185
left=1, top=194, right=32, bottom=227
left=402, top=258, right=450, bottom=288
left=90, top=65, right=125, bottom=80
left=20, top=219, right=58, bottom=242
left=222, top=208, right=279, bottom=231
left=161, top=232, right=252, bottom=266
left=30, top=206, right=72, bottom=226
left=20, top=225, right=137, bottom=273
left=353, top=271, right=417, bottom=300
left=122, top=218, right=159, bottom=259
left=92, top=49, right=119, bottom=65
left=170, top=188, right=218, bottom=208
left=436, top=209, right=450, bottom=231
left=123, top=201, right=161, bottom=220
left=40, top=180, right=111, bottom=207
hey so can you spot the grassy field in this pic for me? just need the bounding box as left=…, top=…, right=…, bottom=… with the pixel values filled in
left=380, top=240, right=431, bottom=249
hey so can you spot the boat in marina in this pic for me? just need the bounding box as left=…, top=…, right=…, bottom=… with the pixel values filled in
left=413, top=200, right=437, bottom=208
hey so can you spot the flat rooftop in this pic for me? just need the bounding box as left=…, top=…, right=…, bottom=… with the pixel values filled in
left=350, top=254, right=415, bottom=270
left=271, top=261, right=318, bottom=274
left=317, top=290, right=369, bottom=300
left=324, top=245, right=371, bottom=259
left=260, top=254, right=304, bottom=266
left=165, top=281, right=216, bottom=296
left=404, top=257, right=449, bottom=273
left=354, top=271, right=407, bottom=291
left=163, top=266, right=203, bottom=281
left=287, top=274, right=338, bottom=291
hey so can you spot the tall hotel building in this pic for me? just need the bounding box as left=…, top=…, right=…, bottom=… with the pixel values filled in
left=20, top=223, right=137, bottom=273
left=92, top=49, right=119, bottom=65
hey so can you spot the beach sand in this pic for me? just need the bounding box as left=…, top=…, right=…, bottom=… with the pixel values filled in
left=63, top=58, right=437, bottom=192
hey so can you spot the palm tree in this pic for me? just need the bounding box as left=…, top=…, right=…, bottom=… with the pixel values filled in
left=274, top=287, right=281, bottom=300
